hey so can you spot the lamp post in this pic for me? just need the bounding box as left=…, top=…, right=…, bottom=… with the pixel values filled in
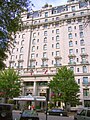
left=46, top=88, right=49, bottom=120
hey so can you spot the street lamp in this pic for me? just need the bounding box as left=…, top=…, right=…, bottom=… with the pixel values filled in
left=46, top=88, right=49, bottom=120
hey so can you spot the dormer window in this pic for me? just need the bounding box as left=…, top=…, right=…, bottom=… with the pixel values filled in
left=45, top=12, right=48, bottom=17
left=72, top=6, right=75, bottom=11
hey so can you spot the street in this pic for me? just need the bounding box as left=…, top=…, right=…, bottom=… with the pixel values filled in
left=13, top=110, right=74, bottom=120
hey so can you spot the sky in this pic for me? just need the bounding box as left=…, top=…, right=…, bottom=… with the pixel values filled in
left=31, top=0, right=67, bottom=10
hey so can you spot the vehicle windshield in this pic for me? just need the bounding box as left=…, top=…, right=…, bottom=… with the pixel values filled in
left=52, top=108, right=63, bottom=112
left=22, top=110, right=37, bottom=117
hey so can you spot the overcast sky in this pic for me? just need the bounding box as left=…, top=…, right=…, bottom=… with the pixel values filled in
left=31, top=0, right=67, bottom=10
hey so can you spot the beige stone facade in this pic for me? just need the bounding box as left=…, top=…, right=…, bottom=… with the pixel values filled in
left=6, top=0, right=90, bottom=107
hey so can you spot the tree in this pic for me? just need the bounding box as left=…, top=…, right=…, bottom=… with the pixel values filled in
left=0, top=0, right=33, bottom=69
left=0, top=68, right=21, bottom=103
left=49, top=66, right=80, bottom=108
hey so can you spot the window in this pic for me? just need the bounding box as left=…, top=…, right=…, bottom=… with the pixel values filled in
left=11, top=55, right=14, bottom=61
left=83, top=89, right=89, bottom=96
left=43, top=44, right=47, bottom=50
left=52, top=37, right=54, bottom=40
left=55, top=59, right=60, bottom=65
left=55, top=23, right=59, bottom=27
left=81, top=48, right=85, bottom=53
left=18, top=34, right=20, bottom=38
left=45, top=12, right=48, bottom=17
left=44, top=37, right=47, bottom=43
left=45, top=19, right=48, bottom=22
left=83, top=77, right=88, bottom=84
left=22, top=34, right=25, bottom=39
left=78, top=18, right=82, bottom=23
left=72, top=6, right=75, bottom=11
left=36, top=54, right=38, bottom=57
left=82, top=56, right=86, bottom=63
left=43, top=52, right=47, bottom=58
left=52, top=52, right=54, bottom=56
left=33, top=33, right=36, bottom=38
left=78, top=79, right=80, bottom=84
left=34, top=21, right=37, bottom=24
left=79, top=25, right=83, bottom=30
left=44, top=31, right=47, bottom=36
left=67, top=19, right=71, bottom=24
left=74, top=26, right=76, bottom=29
left=52, top=60, right=54, bottom=64
left=76, top=49, right=78, bottom=53
left=73, top=13, right=75, bottom=16
left=81, top=12, right=84, bottom=15
left=21, top=40, right=24, bottom=45
left=30, top=61, right=35, bottom=67
left=52, top=30, right=54, bottom=33
left=52, top=44, right=54, bottom=48
left=18, top=62, right=23, bottom=68
left=31, top=53, right=35, bottom=59
left=56, top=17, right=59, bottom=21
left=12, top=48, right=15, bottom=53
left=37, top=46, right=39, bottom=49
left=43, top=25, right=47, bottom=29
left=56, top=35, right=59, bottom=41
left=56, top=29, right=59, bottom=34
left=75, top=33, right=77, bottom=37
left=32, top=46, right=35, bottom=52
left=70, top=67, right=74, bottom=71
left=80, top=32, right=84, bottom=38
left=56, top=51, right=59, bottom=56
left=56, top=43, right=60, bottom=49
left=87, top=110, right=90, bottom=117
left=32, top=39, right=35, bottom=44
left=68, top=33, right=72, bottom=39
left=65, top=15, right=68, bottom=18
left=37, top=39, right=39, bottom=42
left=77, top=68, right=79, bottom=72
left=80, top=39, right=84, bottom=46
left=75, top=41, right=77, bottom=45
left=19, top=54, right=23, bottom=60
left=52, top=18, right=54, bottom=21
left=69, top=49, right=73, bottom=54
left=68, top=26, right=72, bottom=32
left=69, top=41, right=73, bottom=47
left=83, top=66, right=87, bottom=73
left=38, top=32, right=39, bottom=35
left=42, top=61, right=47, bottom=66
left=20, top=47, right=23, bottom=53
left=77, top=58, right=79, bottom=62
left=69, top=58, right=74, bottom=64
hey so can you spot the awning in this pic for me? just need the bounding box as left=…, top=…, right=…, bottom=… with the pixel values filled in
left=13, top=94, right=46, bottom=101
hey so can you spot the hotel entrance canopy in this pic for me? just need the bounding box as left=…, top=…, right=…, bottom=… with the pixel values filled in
left=13, top=94, right=46, bottom=101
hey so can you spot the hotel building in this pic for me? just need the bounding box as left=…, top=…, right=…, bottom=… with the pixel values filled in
left=6, top=0, right=90, bottom=108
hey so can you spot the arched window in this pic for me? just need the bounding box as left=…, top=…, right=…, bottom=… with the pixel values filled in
left=21, top=40, right=24, bottom=45
left=32, top=46, right=35, bottom=52
left=20, top=47, right=23, bottom=53
left=68, top=33, right=72, bottom=39
left=56, top=43, right=60, bottom=49
left=43, top=44, right=47, bottom=50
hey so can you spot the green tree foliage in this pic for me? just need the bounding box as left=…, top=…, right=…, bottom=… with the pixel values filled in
left=0, top=68, right=21, bottom=102
left=49, top=66, right=80, bottom=107
left=0, top=0, right=33, bottom=69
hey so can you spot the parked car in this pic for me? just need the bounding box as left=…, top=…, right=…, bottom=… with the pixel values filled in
left=45, top=108, right=68, bottom=116
left=0, top=103, right=13, bottom=120
left=74, top=108, right=90, bottom=120
left=20, top=110, right=39, bottom=120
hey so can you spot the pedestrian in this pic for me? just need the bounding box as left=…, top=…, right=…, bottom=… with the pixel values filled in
left=31, top=105, right=35, bottom=110
left=28, top=105, right=31, bottom=110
